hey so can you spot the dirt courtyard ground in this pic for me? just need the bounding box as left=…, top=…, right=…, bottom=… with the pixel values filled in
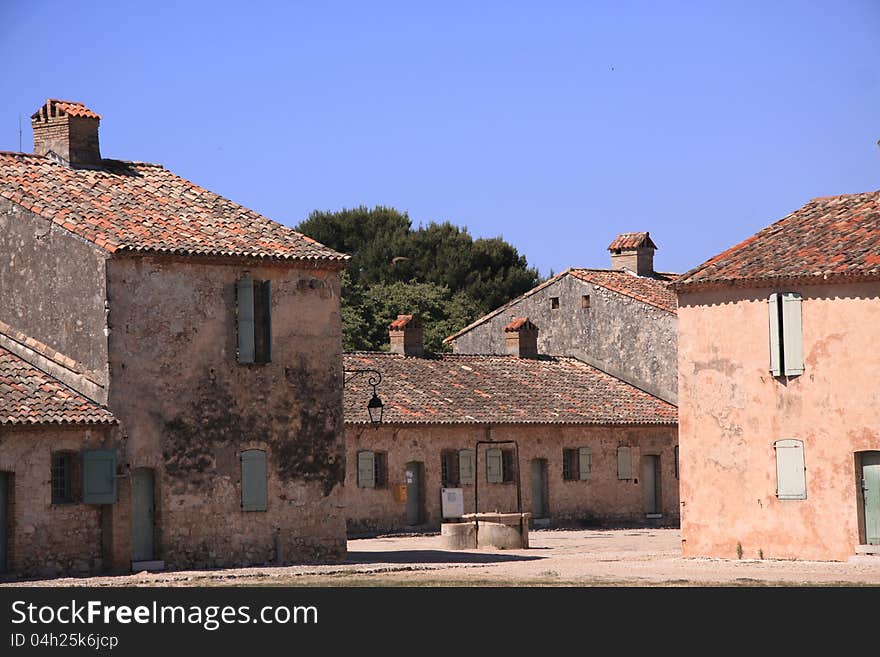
left=4, top=528, right=880, bottom=587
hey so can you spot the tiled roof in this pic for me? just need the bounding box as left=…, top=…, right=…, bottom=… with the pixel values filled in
left=0, top=348, right=115, bottom=425
left=444, top=267, right=676, bottom=343
left=344, top=352, right=677, bottom=425
left=673, top=191, right=880, bottom=289
left=0, top=152, right=348, bottom=263
left=389, top=314, right=419, bottom=329
left=608, top=232, right=657, bottom=250
left=31, top=99, right=102, bottom=121
left=569, top=269, right=677, bottom=313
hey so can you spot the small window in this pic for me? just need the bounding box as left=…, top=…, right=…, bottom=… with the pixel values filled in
left=487, top=448, right=515, bottom=483
left=550, top=297, right=560, bottom=311
left=581, top=295, right=591, bottom=309
left=237, top=278, right=272, bottom=364
left=775, top=439, right=806, bottom=500
left=563, top=448, right=592, bottom=481
left=458, top=449, right=475, bottom=485
left=768, top=292, right=803, bottom=377
left=441, top=450, right=459, bottom=486
left=241, top=449, right=268, bottom=511
left=617, top=446, right=632, bottom=480
left=51, top=452, right=74, bottom=504
left=357, top=450, right=387, bottom=488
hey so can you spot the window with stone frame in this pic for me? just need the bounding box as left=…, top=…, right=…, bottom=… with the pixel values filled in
left=487, top=448, right=516, bottom=483
left=562, top=447, right=592, bottom=481
left=441, top=450, right=459, bottom=486
left=51, top=451, right=80, bottom=504
left=236, top=277, right=272, bottom=364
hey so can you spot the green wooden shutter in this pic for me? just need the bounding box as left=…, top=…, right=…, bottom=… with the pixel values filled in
left=458, top=449, right=474, bottom=485
left=578, top=447, right=592, bottom=480
left=781, top=292, right=804, bottom=376
left=768, top=293, right=781, bottom=376
left=82, top=450, right=117, bottom=504
left=357, top=450, right=375, bottom=488
left=617, top=446, right=631, bottom=480
left=775, top=439, right=806, bottom=500
left=237, top=278, right=255, bottom=364
left=486, top=448, right=503, bottom=483
left=241, top=449, right=268, bottom=511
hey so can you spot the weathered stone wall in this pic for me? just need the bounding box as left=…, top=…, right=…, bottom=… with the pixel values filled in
left=0, top=199, right=109, bottom=395
left=677, top=281, right=880, bottom=561
left=450, top=274, right=678, bottom=403
left=0, top=425, right=121, bottom=578
left=106, top=256, right=347, bottom=568
left=345, top=423, right=678, bottom=535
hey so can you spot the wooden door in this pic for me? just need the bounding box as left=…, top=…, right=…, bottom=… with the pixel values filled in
left=642, top=455, right=661, bottom=514
left=530, top=459, right=546, bottom=518
left=863, top=452, right=880, bottom=545
left=131, top=468, right=155, bottom=562
left=0, top=472, right=7, bottom=573
left=405, top=462, right=423, bottom=525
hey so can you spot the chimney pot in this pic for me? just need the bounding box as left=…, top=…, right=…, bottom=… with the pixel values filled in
left=31, top=99, right=101, bottom=166
left=388, top=314, right=424, bottom=356
left=504, top=318, right=539, bottom=358
left=608, top=232, right=657, bottom=276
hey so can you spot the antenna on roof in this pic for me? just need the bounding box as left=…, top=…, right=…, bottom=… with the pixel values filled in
left=18, top=114, right=22, bottom=152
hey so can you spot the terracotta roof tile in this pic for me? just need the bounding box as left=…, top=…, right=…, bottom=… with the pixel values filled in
left=504, top=317, right=536, bottom=332
left=0, top=348, right=115, bottom=425
left=344, top=352, right=677, bottom=425
left=31, top=99, right=102, bottom=121
left=673, top=191, right=880, bottom=289
left=608, top=232, right=657, bottom=250
left=389, top=314, right=419, bottom=329
left=0, top=152, right=348, bottom=263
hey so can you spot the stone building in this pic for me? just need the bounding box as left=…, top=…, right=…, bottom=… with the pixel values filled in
left=0, top=99, right=348, bottom=576
left=0, top=346, right=117, bottom=577
left=344, top=316, right=678, bottom=534
left=444, top=233, right=678, bottom=403
left=673, top=190, right=880, bottom=561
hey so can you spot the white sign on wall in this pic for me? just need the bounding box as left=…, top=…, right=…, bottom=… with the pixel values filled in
left=441, top=487, right=464, bottom=519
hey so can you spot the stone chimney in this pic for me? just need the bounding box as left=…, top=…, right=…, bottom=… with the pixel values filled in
left=608, top=232, right=657, bottom=276
left=504, top=318, right=539, bottom=358
left=31, top=99, right=102, bottom=166
left=389, top=314, right=423, bottom=356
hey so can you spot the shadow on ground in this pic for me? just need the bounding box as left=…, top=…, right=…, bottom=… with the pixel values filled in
left=345, top=550, right=543, bottom=565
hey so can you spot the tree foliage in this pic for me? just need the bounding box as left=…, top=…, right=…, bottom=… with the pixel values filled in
left=297, top=206, right=539, bottom=352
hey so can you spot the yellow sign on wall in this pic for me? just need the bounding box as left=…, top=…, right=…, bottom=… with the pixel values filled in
left=393, top=484, right=408, bottom=502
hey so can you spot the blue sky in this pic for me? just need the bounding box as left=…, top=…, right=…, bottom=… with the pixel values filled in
left=1, top=1, right=877, bottom=278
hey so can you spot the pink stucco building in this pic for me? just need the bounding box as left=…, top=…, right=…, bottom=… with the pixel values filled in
left=673, top=190, right=880, bottom=561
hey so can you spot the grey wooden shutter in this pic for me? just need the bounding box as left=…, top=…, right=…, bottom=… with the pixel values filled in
left=578, top=447, right=592, bottom=480
left=768, top=293, right=782, bottom=376
left=261, top=280, right=272, bottom=363
left=357, top=451, right=375, bottom=488
left=241, top=449, right=268, bottom=511
left=82, top=450, right=117, bottom=504
left=617, top=446, right=632, bottom=480
left=782, top=292, right=804, bottom=376
left=486, top=448, right=503, bottom=483
left=775, top=439, right=806, bottom=500
left=237, top=278, right=255, bottom=364
left=458, top=449, right=474, bottom=485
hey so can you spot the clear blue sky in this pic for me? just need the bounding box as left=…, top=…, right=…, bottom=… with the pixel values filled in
left=1, top=1, right=878, bottom=278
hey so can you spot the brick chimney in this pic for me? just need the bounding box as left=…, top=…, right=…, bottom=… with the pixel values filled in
left=31, top=99, right=102, bottom=166
left=504, top=318, right=539, bottom=358
left=388, top=314, right=424, bottom=356
left=608, top=232, right=657, bottom=276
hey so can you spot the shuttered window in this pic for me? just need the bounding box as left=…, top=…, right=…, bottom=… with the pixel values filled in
left=617, top=446, right=632, bottom=480
left=486, top=448, right=503, bottom=483
left=241, top=449, right=268, bottom=511
left=441, top=450, right=459, bottom=486
left=458, top=449, right=474, bottom=485
left=775, top=439, right=806, bottom=500
left=51, top=452, right=74, bottom=503
left=82, top=450, right=117, bottom=504
left=357, top=450, right=376, bottom=488
left=237, top=278, right=272, bottom=364
left=578, top=447, right=592, bottom=481
left=768, top=292, right=803, bottom=376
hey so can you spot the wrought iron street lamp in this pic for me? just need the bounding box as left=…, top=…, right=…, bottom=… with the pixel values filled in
left=343, top=368, right=384, bottom=424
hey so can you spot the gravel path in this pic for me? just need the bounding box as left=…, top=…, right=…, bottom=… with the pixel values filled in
left=4, top=528, right=880, bottom=587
